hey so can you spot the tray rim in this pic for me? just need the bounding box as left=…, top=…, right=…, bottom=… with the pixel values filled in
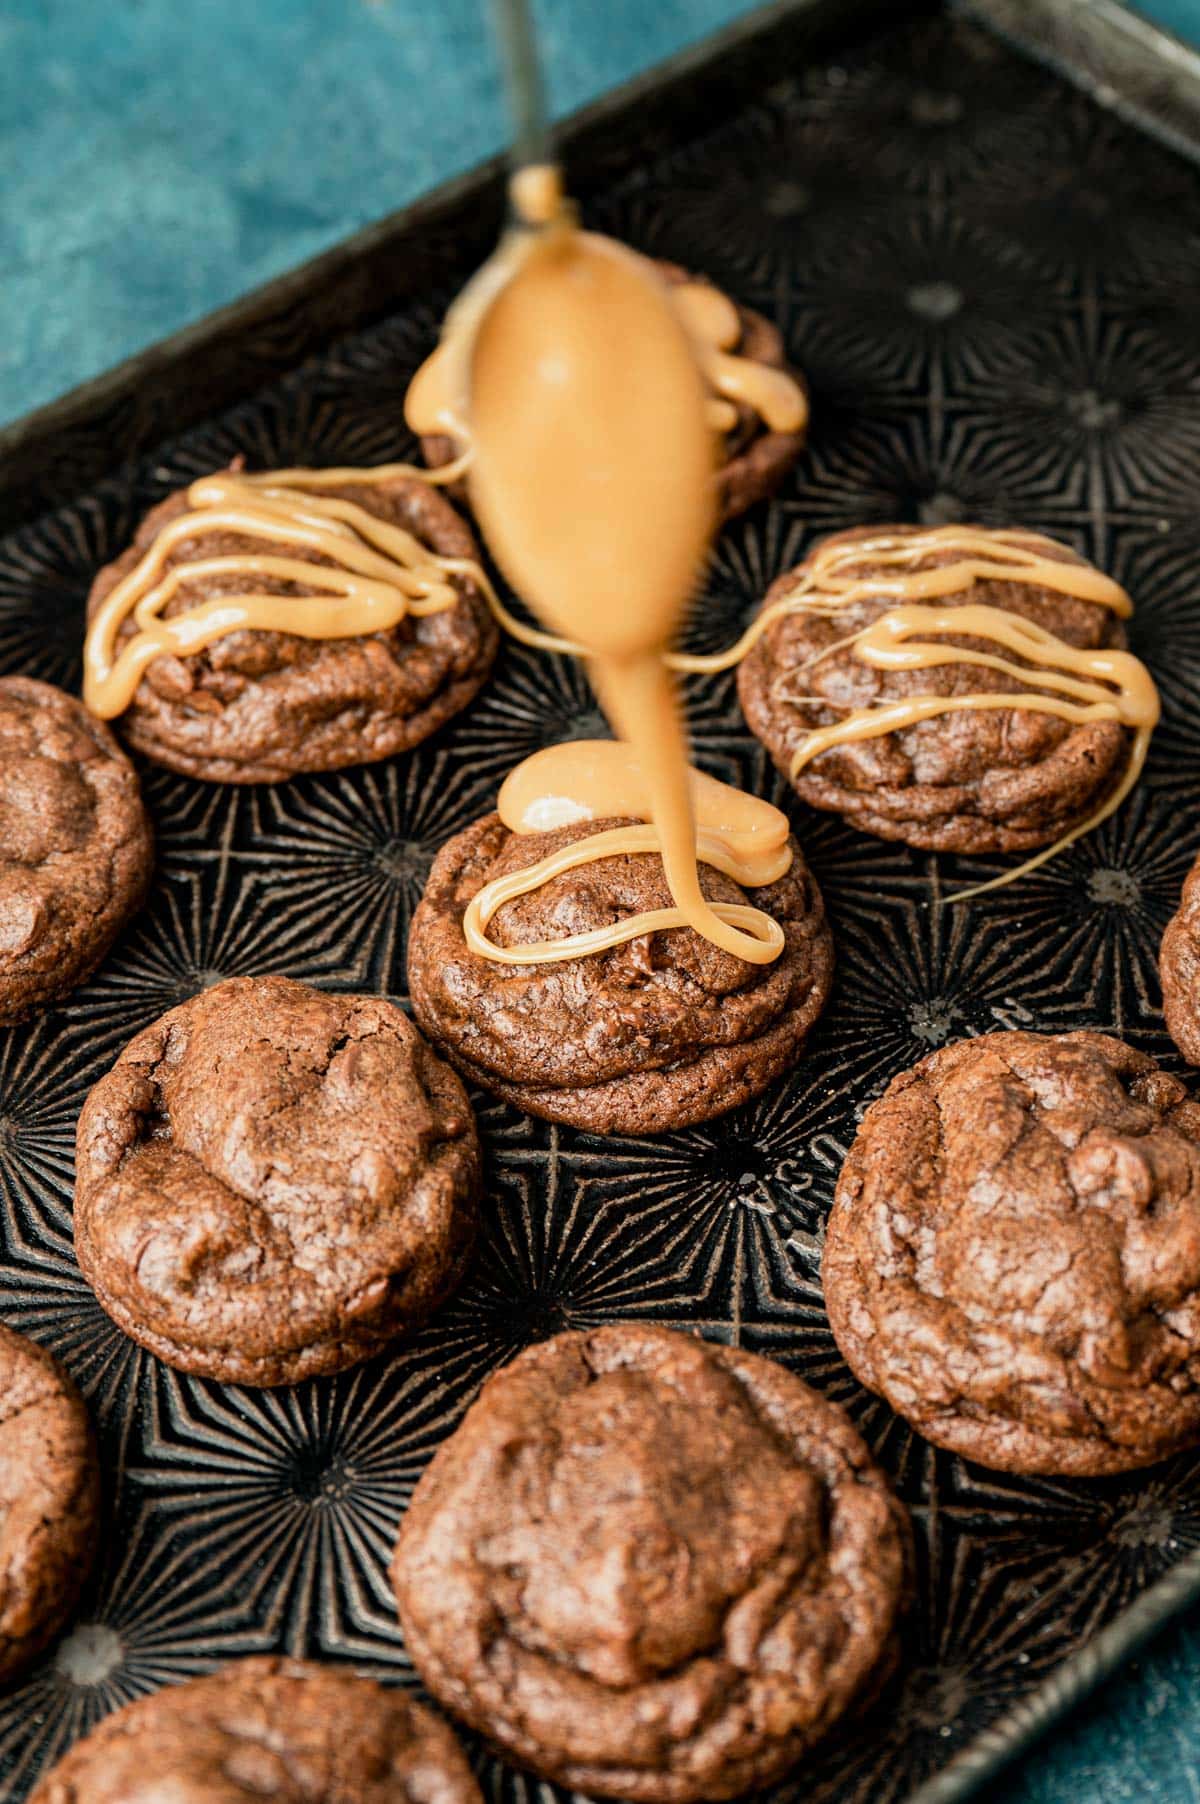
left=0, top=0, right=913, bottom=533
left=5, top=1, right=1200, bottom=1799
left=958, top=0, right=1200, bottom=164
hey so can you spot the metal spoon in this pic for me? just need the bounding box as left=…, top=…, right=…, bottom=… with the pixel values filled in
left=490, top=0, right=552, bottom=199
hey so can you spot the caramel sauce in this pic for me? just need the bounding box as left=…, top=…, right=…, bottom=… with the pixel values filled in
left=405, top=247, right=808, bottom=454
left=84, top=461, right=560, bottom=721
left=463, top=741, right=791, bottom=963
left=462, top=179, right=789, bottom=965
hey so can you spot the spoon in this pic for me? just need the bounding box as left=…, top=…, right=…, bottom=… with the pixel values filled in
left=490, top=0, right=553, bottom=203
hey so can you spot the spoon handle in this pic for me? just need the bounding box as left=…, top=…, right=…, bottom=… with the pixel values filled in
left=490, top=0, right=551, bottom=174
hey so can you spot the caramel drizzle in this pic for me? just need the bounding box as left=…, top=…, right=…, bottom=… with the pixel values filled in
left=779, top=600, right=1158, bottom=899
left=463, top=525, right=1157, bottom=925
left=404, top=272, right=808, bottom=451
left=669, top=525, right=1133, bottom=673
left=669, top=282, right=808, bottom=437
left=82, top=459, right=571, bottom=721
left=724, top=529, right=1154, bottom=901
left=463, top=741, right=791, bottom=965
left=783, top=604, right=1156, bottom=772
left=454, top=524, right=1137, bottom=669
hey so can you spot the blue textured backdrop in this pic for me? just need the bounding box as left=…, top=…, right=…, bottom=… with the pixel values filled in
left=6, top=1, right=1200, bottom=1799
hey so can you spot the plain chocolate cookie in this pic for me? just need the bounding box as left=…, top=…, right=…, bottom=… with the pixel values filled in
left=391, top=1325, right=911, bottom=1803
left=824, top=1030, right=1200, bottom=1475
left=0, top=1324, right=99, bottom=1684
left=420, top=260, right=808, bottom=523
left=1162, top=852, right=1200, bottom=1064
left=738, top=525, right=1135, bottom=852
left=86, top=472, right=499, bottom=783
left=74, top=976, right=480, bottom=1385
left=28, top=1655, right=482, bottom=1804
left=407, top=814, right=833, bottom=1134
left=0, top=677, right=152, bottom=1024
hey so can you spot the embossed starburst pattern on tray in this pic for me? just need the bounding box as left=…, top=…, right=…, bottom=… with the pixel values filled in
left=2, top=12, right=1200, bottom=1804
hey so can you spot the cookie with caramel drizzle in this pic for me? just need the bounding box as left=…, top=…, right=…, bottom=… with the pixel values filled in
left=407, top=258, right=809, bottom=522
left=731, top=524, right=1157, bottom=890
left=406, top=746, right=833, bottom=1135
left=83, top=464, right=502, bottom=783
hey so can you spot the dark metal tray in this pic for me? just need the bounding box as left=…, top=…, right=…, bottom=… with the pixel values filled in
left=3, top=3, right=1200, bottom=1799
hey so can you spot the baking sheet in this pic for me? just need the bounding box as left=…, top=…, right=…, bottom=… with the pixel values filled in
left=3, top=5, right=1200, bottom=1800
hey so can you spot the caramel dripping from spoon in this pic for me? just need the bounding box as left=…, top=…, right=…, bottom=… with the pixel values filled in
left=464, top=197, right=790, bottom=966
left=405, top=270, right=808, bottom=447
left=463, top=740, right=791, bottom=964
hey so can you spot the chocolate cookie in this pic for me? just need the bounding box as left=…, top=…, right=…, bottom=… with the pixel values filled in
left=738, top=526, right=1135, bottom=852
left=824, top=1030, right=1200, bottom=1475
left=1162, top=852, right=1200, bottom=1064
left=0, top=1324, right=99, bottom=1684
left=86, top=473, right=498, bottom=783
left=391, top=1325, right=911, bottom=1802
left=421, top=261, right=808, bottom=523
left=0, top=677, right=152, bottom=1024
left=28, top=1655, right=482, bottom=1804
left=74, top=976, right=480, bottom=1385
left=407, top=815, right=833, bottom=1134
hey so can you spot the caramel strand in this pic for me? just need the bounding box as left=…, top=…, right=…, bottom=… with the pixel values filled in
left=82, top=460, right=562, bottom=720
left=419, top=524, right=1140, bottom=673
left=463, top=741, right=790, bottom=965
left=950, top=725, right=1154, bottom=901
left=462, top=205, right=793, bottom=968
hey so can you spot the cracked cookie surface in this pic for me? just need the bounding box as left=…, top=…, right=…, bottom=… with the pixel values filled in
left=0, top=676, right=152, bottom=1024
left=0, top=1324, right=99, bottom=1684
left=28, top=1655, right=482, bottom=1804
left=74, top=975, right=480, bottom=1385
left=823, top=1029, right=1200, bottom=1474
left=391, top=1324, right=911, bottom=1802
left=1162, top=852, right=1200, bottom=1064
left=407, top=814, right=833, bottom=1135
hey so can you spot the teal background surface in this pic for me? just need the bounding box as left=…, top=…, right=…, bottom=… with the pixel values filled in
left=3, top=0, right=1198, bottom=424
left=6, top=0, right=1200, bottom=1799
left=1140, top=0, right=1200, bottom=38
